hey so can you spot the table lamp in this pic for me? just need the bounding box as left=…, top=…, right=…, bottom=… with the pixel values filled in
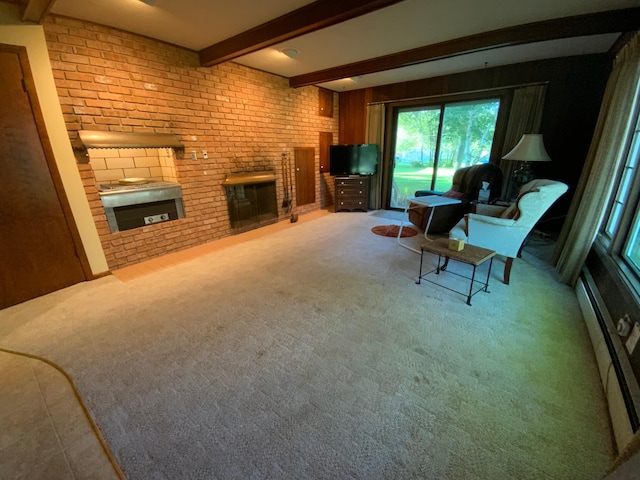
left=502, top=134, right=551, bottom=188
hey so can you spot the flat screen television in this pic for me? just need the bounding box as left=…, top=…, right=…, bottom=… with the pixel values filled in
left=329, top=144, right=378, bottom=176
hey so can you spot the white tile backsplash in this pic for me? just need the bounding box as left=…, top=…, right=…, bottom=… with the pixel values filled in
left=88, top=147, right=179, bottom=185
left=105, top=157, right=135, bottom=169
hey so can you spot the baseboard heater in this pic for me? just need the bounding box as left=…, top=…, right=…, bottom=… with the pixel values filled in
left=577, top=269, right=640, bottom=453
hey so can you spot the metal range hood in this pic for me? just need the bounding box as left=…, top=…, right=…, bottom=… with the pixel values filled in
left=78, top=130, right=184, bottom=149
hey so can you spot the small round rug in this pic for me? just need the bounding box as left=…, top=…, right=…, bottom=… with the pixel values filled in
left=371, top=224, right=418, bottom=238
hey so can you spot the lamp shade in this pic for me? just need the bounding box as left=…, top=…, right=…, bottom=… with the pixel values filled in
left=502, top=134, right=551, bottom=162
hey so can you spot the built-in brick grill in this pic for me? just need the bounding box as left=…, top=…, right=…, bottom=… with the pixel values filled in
left=222, top=172, right=278, bottom=232
left=78, top=130, right=187, bottom=234
left=99, top=182, right=185, bottom=233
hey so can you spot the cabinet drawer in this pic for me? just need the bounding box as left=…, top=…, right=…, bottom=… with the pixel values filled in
left=337, top=199, right=367, bottom=209
left=336, top=187, right=367, bottom=197
left=336, top=179, right=366, bottom=187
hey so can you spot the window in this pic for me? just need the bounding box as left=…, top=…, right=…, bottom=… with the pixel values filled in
left=603, top=76, right=640, bottom=289
left=389, top=98, right=502, bottom=209
left=605, top=112, right=640, bottom=238
left=619, top=114, right=640, bottom=273
left=594, top=69, right=640, bottom=411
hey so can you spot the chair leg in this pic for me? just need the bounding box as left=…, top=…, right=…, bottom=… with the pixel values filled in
left=441, top=256, right=450, bottom=271
left=504, top=257, right=514, bottom=285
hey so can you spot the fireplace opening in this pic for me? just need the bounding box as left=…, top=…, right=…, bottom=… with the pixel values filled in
left=223, top=172, right=278, bottom=232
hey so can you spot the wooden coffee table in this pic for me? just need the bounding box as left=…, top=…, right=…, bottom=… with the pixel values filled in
left=416, top=238, right=496, bottom=306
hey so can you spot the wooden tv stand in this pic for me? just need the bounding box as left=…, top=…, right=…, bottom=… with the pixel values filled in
left=335, top=176, right=369, bottom=212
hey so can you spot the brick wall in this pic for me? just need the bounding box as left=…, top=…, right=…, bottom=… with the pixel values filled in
left=43, top=15, right=338, bottom=270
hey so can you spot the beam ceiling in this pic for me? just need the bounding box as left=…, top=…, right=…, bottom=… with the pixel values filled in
left=21, top=0, right=56, bottom=23
left=198, top=0, right=405, bottom=67
left=289, top=7, right=640, bottom=88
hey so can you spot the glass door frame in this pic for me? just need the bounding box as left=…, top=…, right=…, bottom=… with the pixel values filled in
left=381, top=89, right=513, bottom=210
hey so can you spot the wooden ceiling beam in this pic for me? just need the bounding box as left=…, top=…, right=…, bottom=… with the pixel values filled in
left=198, top=0, right=405, bottom=67
left=609, top=31, right=637, bottom=57
left=289, top=7, right=640, bottom=88
left=21, top=0, right=56, bottom=23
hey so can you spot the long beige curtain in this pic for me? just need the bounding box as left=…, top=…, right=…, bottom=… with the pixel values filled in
left=554, top=33, right=640, bottom=286
left=365, top=103, right=386, bottom=209
left=500, top=85, right=547, bottom=200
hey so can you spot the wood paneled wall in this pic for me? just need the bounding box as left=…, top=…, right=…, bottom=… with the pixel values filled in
left=338, top=54, right=612, bottom=225
left=338, top=88, right=372, bottom=144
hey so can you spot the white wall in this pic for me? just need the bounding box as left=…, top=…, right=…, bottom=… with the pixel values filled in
left=0, top=10, right=109, bottom=275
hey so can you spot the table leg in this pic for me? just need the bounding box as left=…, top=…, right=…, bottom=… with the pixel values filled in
left=397, top=203, right=420, bottom=254
left=423, top=206, right=436, bottom=241
left=436, top=253, right=443, bottom=274
left=467, top=265, right=477, bottom=306
left=416, top=248, right=424, bottom=284
left=484, top=257, right=494, bottom=293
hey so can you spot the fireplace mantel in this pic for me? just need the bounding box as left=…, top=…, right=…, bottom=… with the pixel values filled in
left=222, top=172, right=276, bottom=186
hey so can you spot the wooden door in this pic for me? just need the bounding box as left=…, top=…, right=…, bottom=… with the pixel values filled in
left=294, top=147, right=315, bottom=206
left=0, top=45, right=88, bottom=309
left=319, top=132, right=332, bottom=174
left=318, top=88, right=333, bottom=118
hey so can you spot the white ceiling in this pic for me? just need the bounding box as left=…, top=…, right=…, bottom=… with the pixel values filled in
left=47, top=0, right=637, bottom=91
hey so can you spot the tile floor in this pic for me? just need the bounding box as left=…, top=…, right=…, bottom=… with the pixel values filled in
left=0, top=209, right=332, bottom=479
left=0, top=351, right=121, bottom=479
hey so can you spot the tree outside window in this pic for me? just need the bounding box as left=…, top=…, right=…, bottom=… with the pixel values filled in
left=390, top=99, right=500, bottom=208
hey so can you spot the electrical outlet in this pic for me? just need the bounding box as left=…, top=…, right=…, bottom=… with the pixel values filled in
left=190, top=151, right=197, bottom=160
left=202, top=150, right=208, bottom=159
left=617, top=314, right=633, bottom=336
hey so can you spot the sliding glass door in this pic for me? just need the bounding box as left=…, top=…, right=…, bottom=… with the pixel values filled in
left=389, top=98, right=501, bottom=208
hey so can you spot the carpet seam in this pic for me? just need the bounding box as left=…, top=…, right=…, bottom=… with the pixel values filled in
left=0, top=346, right=127, bottom=480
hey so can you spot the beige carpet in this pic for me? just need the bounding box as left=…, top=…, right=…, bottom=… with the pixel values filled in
left=0, top=212, right=614, bottom=479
